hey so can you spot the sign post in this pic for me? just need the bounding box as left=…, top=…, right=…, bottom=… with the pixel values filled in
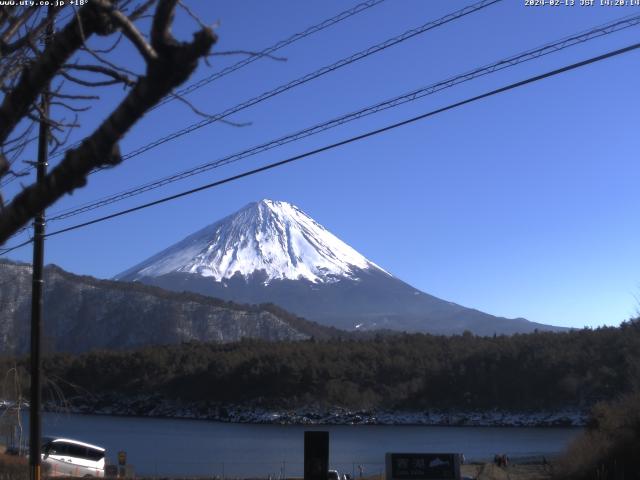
left=385, top=453, right=461, bottom=480
left=304, top=431, right=329, bottom=480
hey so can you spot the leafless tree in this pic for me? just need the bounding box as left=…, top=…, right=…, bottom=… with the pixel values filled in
left=1, top=365, right=26, bottom=454
left=0, top=0, right=217, bottom=245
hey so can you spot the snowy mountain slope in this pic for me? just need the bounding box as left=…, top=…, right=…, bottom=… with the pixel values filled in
left=118, top=200, right=566, bottom=335
left=117, top=199, right=387, bottom=284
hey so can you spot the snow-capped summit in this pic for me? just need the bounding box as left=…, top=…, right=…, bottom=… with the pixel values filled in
left=116, top=199, right=387, bottom=284
left=117, top=199, right=566, bottom=335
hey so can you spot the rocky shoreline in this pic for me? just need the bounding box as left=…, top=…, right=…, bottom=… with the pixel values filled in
left=40, top=395, right=587, bottom=427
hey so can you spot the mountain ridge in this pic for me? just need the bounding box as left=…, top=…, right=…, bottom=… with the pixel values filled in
left=117, top=199, right=566, bottom=335
left=0, top=259, right=341, bottom=354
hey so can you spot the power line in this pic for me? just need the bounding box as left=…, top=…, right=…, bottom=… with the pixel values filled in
left=2, top=39, right=635, bottom=254
left=153, top=0, right=388, bottom=110
left=7, top=0, right=493, bottom=185
left=116, top=0, right=501, bottom=163
left=1, top=0, right=505, bottom=244
left=0, top=237, right=32, bottom=256
left=0, top=0, right=388, bottom=187
left=40, top=12, right=640, bottom=225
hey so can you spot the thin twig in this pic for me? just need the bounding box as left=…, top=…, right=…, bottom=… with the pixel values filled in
left=169, top=91, right=251, bottom=127
left=129, top=0, right=157, bottom=21
left=63, top=63, right=137, bottom=86
left=73, top=3, right=140, bottom=78
left=93, top=0, right=157, bottom=62
left=91, top=31, right=123, bottom=54
left=50, top=123, right=75, bottom=156
left=0, top=9, right=56, bottom=56
left=177, top=0, right=208, bottom=31
left=50, top=101, right=91, bottom=113
left=60, top=69, right=133, bottom=87
left=50, top=91, right=100, bottom=100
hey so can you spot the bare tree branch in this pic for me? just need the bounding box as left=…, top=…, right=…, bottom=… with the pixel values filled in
left=50, top=91, right=100, bottom=100
left=94, top=0, right=157, bottom=62
left=129, top=0, right=157, bottom=21
left=2, top=122, right=34, bottom=148
left=0, top=2, right=107, bottom=144
left=2, top=167, right=30, bottom=179
left=91, top=31, right=123, bottom=53
left=0, top=0, right=216, bottom=243
left=0, top=8, right=35, bottom=45
left=0, top=9, right=15, bottom=30
left=50, top=101, right=91, bottom=113
left=6, top=134, right=35, bottom=165
left=1, top=10, right=56, bottom=56
left=177, top=0, right=208, bottom=31
left=169, top=91, right=251, bottom=127
left=74, top=6, right=139, bottom=79
left=151, top=0, right=177, bottom=50
left=63, top=63, right=136, bottom=86
left=0, top=153, right=8, bottom=177
left=49, top=123, right=75, bottom=156
left=26, top=111, right=79, bottom=132
left=59, top=69, right=127, bottom=87
left=0, top=54, right=30, bottom=85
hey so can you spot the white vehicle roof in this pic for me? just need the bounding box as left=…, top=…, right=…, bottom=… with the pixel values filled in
left=47, top=437, right=105, bottom=452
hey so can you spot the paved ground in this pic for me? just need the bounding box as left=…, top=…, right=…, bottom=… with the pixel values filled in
left=0, top=454, right=555, bottom=480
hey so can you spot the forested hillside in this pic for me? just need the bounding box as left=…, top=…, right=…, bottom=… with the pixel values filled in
left=3, top=320, right=639, bottom=412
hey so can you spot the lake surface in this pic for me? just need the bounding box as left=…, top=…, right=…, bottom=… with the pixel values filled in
left=19, top=412, right=581, bottom=477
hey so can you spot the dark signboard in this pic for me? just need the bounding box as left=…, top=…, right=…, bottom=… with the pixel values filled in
left=385, top=453, right=460, bottom=480
left=304, top=431, right=329, bottom=480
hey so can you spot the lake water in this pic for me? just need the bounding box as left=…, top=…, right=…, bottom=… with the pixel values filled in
left=19, top=412, right=581, bottom=477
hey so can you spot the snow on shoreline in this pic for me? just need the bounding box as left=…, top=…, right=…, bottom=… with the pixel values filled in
left=42, top=396, right=587, bottom=427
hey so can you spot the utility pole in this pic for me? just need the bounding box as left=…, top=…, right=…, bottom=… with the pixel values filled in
left=30, top=8, right=54, bottom=480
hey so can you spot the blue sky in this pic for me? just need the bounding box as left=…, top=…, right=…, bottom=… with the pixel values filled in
left=3, top=0, right=640, bottom=329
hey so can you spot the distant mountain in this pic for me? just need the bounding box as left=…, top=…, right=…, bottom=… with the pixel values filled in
left=116, top=198, right=384, bottom=284
left=117, top=199, right=565, bottom=335
left=0, top=260, right=339, bottom=355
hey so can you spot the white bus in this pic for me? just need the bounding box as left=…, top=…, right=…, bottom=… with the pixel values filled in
left=41, top=437, right=106, bottom=477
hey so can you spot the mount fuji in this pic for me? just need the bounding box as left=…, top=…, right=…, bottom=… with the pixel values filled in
left=116, top=200, right=564, bottom=335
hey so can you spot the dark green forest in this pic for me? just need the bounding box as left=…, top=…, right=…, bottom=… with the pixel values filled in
left=3, top=320, right=640, bottom=411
